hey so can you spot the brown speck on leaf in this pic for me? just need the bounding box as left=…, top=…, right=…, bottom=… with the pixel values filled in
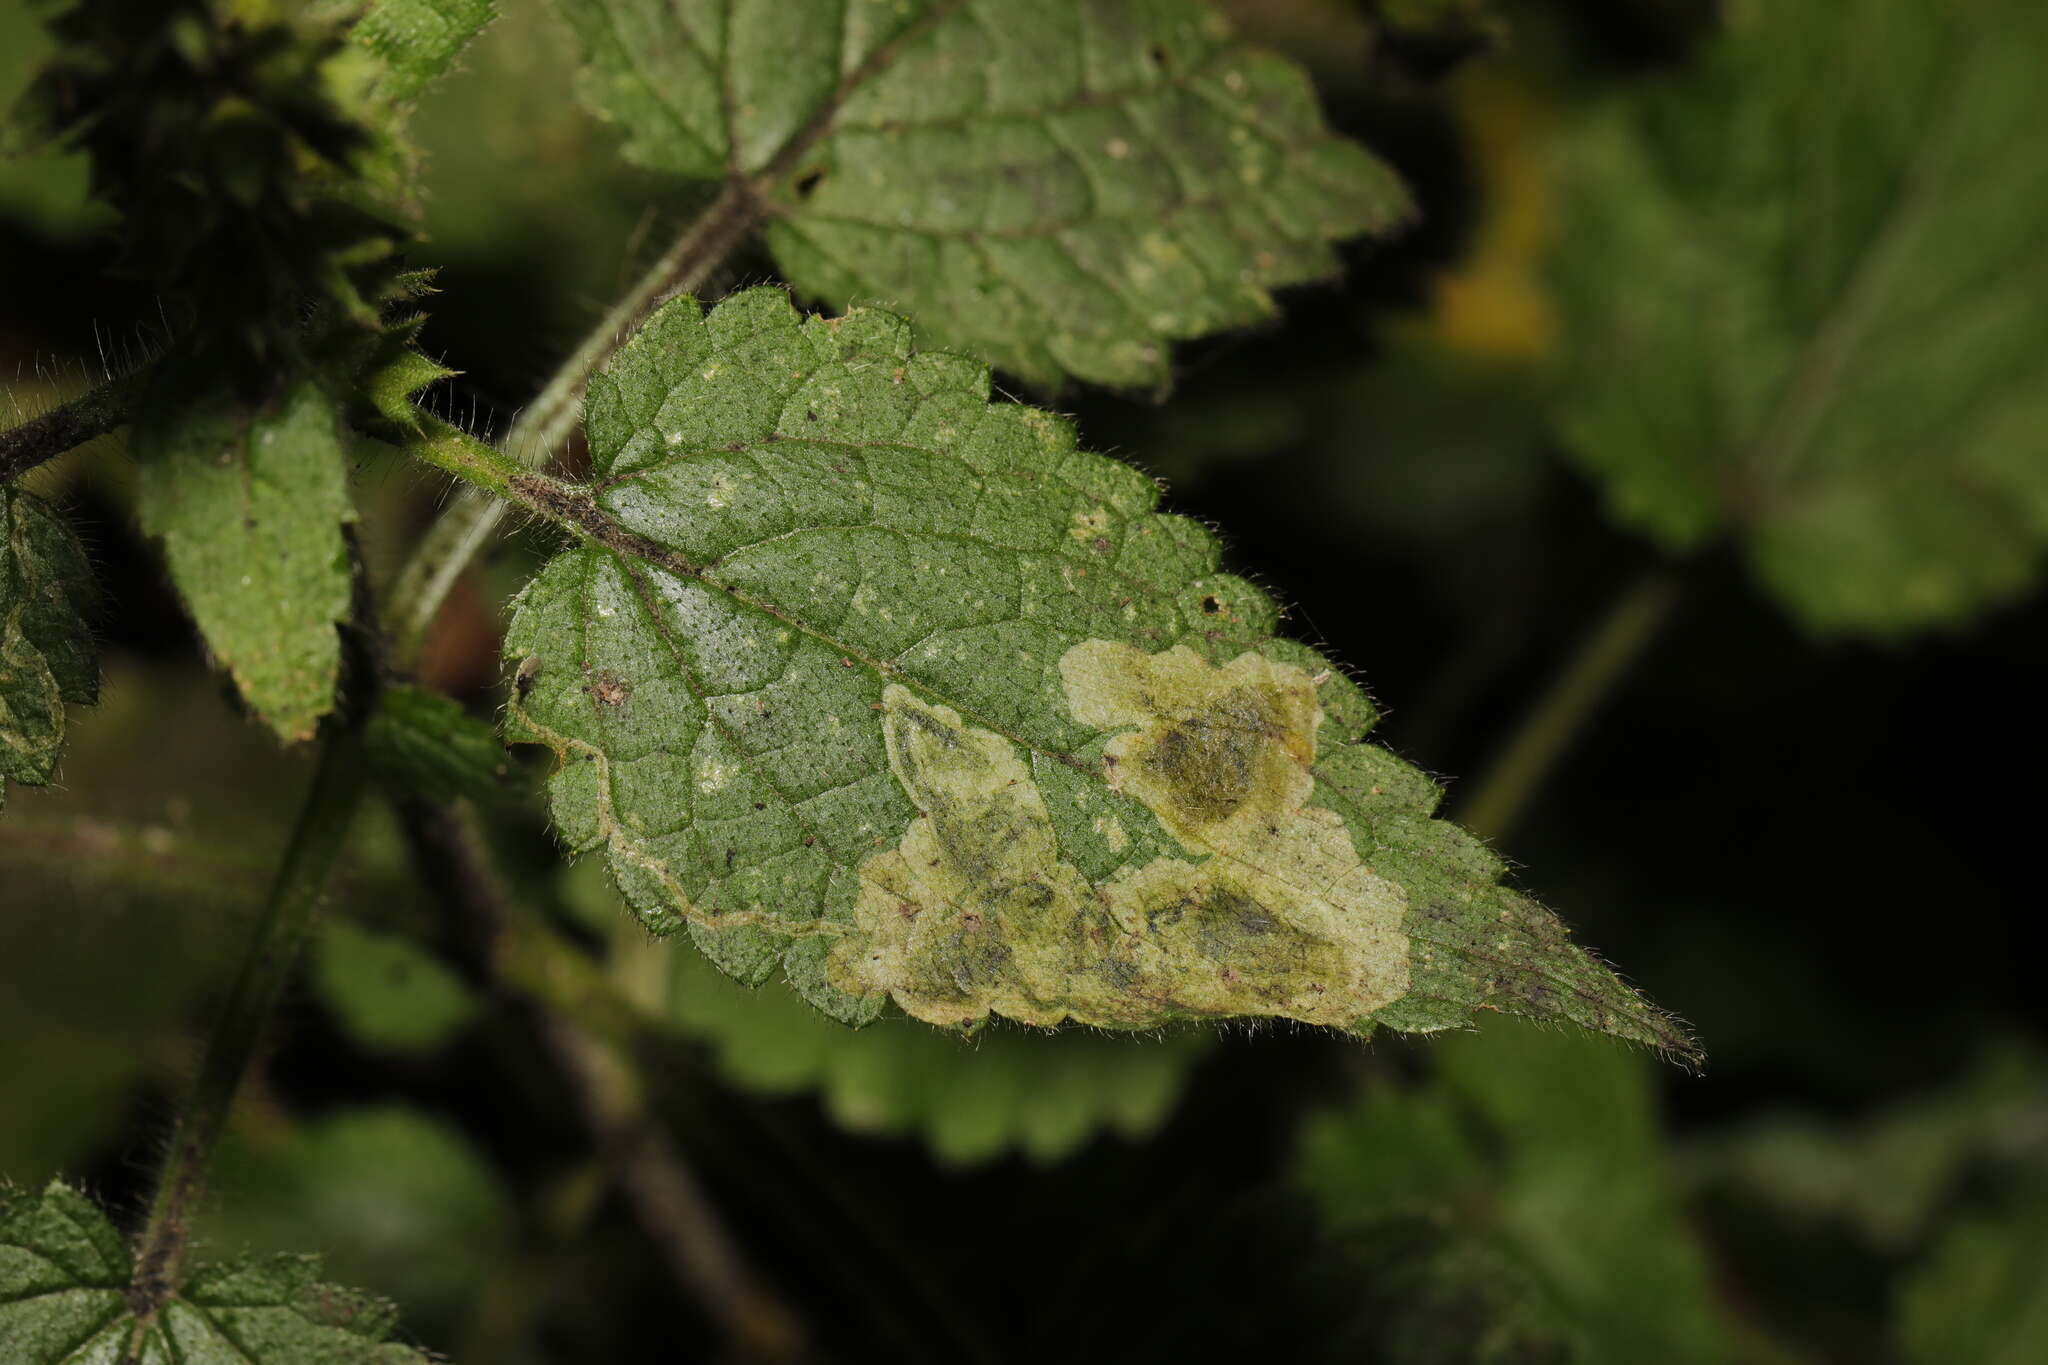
left=842, top=657, right=858, bottom=667
left=752, top=801, right=766, bottom=811
left=1200, top=594, right=1223, bottom=615
left=1091, top=536, right=1112, bottom=553
left=587, top=671, right=630, bottom=706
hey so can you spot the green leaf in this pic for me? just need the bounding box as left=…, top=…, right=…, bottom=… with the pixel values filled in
left=136, top=383, right=356, bottom=743
left=363, top=685, right=509, bottom=805
left=1298, top=1023, right=1735, bottom=1363
left=0, top=487, right=97, bottom=809
left=312, top=918, right=482, bottom=1054
left=13, top=1, right=414, bottom=368
left=1553, top=0, right=2048, bottom=635
left=501, top=287, right=1690, bottom=1056
left=657, top=917, right=1209, bottom=1165
left=0, top=1181, right=429, bottom=1364
left=546, top=0, right=1409, bottom=388
left=1696, top=1041, right=2048, bottom=1255
left=1896, top=1189, right=2048, bottom=1365
left=343, top=0, right=499, bottom=108
left=203, top=1106, right=512, bottom=1338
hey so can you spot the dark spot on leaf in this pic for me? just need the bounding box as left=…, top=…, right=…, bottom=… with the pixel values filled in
left=752, top=801, right=765, bottom=810
left=1148, top=43, right=1169, bottom=68
left=1200, top=594, right=1223, bottom=615
left=792, top=167, right=825, bottom=199
left=587, top=671, right=630, bottom=706
left=806, top=410, right=818, bottom=422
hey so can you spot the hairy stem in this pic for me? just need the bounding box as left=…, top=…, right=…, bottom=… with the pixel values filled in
left=1457, top=568, right=1682, bottom=844
left=385, top=182, right=766, bottom=663
left=395, top=798, right=813, bottom=1363
left=126, top=727, right=368, bottom=1320
left=1, top=369, right=149, bottom=483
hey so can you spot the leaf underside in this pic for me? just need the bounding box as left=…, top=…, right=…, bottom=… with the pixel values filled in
left=504, top=286, right=1692, bottom=1059
left=548, top=0, right=1410, bottom=388
left=0, top=487, right=97, bottom=810
left=135, top=384, right=357, bottom=745
left=1554, top=0, right=2048, bottom=636
left=0, top=1182, right=426, bottom=1365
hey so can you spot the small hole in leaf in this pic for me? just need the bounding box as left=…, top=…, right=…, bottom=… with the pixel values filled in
left=1200, top=594, right=1223, bottom=615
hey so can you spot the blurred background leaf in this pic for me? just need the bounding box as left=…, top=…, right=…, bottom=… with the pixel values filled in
left=202, top=1105, right=514, bottom=1344
left=1551, top=0, right=2048, bottom=635
left=1298, top=1022, right=1741, bottom=1364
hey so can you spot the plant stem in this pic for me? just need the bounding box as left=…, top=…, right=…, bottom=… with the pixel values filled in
left=393, top=797, right=813, bottom=1362
left=1, top=368, right=149, bottom=483
left=1456, top=567, right=1682, bottom=844
left=385, top=181, right=766, bottom=664
left=126, top=726, right=368, bottom=1316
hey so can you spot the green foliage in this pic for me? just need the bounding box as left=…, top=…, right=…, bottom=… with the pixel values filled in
left=363, top=684, right=509, bottom=804
left=10, top=0, right=403, bottom=365
left=1297, top=1023, right=1734, bottom=1364
left=313, top=917, right=481, bottom=1053
left=204, top=1107, right=512, bottom=1338
left=134, top=383, right=357, bottom=743
left=0, top=487, right=96, bottom=808
left=502, top=286, right=1687, bottom=1054
left=1694, top=1042, right=2048, bottom=1255
left=340, top=0, right=499, bottom=109
left=547, top=0, right=1409, bottom=387
left=1553, top=0, right=2048, bottom=635
left=0, top=1181, right=428, bottom=1364
left=662, top=933, right=1210, bottom=1165
left=1896, top=1189, right=2048, bottom=1365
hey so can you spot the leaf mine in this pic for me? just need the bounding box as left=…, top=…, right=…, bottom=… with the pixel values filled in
left=502, top=287, right=1694, bottom=1058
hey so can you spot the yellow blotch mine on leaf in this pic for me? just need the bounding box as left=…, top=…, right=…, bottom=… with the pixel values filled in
left=826, top=643, right=1411, bottom=1030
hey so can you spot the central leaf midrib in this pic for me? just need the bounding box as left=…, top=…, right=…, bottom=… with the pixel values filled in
left=746, top=0, right=969, bottom=188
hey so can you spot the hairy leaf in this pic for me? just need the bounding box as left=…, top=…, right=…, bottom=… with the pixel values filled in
left=1554, top=0, right=2048, bottom=635
left=343, top=0, right=499, bottom=108
left=136, top=384, right=356, bottom=744
left=1298, top=1024, right=1734, bottom=1363
left=0, top=1181, right=427, bottom=1364
left=0, top=488, right=96, bottom=810
left=663, top=932, right=1209, bottom=1165
left=547, top=0, right=1409, bottom=387
left=500, top=287, right=1689, bottom=1055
